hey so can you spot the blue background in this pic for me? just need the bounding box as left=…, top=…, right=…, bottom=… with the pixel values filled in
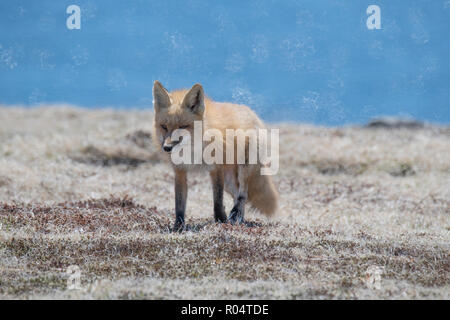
left=0, top=0, right=449, bottom=125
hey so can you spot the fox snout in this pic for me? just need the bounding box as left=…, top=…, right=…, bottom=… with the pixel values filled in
left=162, top=136, right=182, bottom=153
left=163, top=144, right=174, bottom=152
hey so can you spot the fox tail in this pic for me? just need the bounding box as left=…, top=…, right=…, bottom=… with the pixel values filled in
left=248, top=172, right=278, bottom=216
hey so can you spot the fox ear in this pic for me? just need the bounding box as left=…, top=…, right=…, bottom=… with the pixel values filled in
left=182, top=84, right=205, bottom=115
left=153, top=81, right=171, bottom=112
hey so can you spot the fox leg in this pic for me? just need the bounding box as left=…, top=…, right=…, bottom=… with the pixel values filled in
left=228, top=165, right=248, bottom=225
left=173, top=168, right=187, bottom=231
left=210, top=168, right=227, bottom=223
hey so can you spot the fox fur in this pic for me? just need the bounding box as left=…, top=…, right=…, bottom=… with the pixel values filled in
left=152, top=81, right=278, bottom=230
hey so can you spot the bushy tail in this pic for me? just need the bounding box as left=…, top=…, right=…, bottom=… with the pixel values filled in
left=248, top=172, right=278, bottom=216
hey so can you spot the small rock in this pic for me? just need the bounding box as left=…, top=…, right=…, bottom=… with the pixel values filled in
left=365, top=117, right=424, bottom=129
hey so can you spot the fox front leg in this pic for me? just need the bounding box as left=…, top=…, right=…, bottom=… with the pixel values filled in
left=173, top=169, right=187, bottom=231
left=210, top=169, right=227, bottom=223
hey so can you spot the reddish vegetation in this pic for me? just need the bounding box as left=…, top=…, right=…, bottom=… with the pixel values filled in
left=0, top=197, right=171, bottom=234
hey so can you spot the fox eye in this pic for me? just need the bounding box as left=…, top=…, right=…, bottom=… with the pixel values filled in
left=179, top=125, right=190, bottom=129
left=161, top=124, right=167, bottom=131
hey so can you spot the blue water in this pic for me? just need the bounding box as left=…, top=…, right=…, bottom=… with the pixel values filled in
left=0, top=1, right=449, bottom=125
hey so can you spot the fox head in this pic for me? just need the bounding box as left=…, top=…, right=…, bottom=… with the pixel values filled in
left=152, top=81, right=205, bottom=153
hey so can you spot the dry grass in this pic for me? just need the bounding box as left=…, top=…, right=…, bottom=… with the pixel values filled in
left=0, top=105, right=448, bottom=299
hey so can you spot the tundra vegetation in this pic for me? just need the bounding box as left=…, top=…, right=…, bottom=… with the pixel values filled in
left=0, top=106, right=448, bottom=299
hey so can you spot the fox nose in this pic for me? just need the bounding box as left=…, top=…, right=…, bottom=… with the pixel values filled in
left=163, top=145, right=173, bottom=152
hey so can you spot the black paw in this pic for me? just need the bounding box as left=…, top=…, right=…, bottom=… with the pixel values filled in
left=228, top=208, right=244, bottom=225
left=172, top=217, right=185, bottom=232
left=214, top=205, right=227, bottom=223
left=215, top=212, right=227, bottom=223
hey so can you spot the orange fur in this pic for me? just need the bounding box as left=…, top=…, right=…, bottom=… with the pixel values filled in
left=152, top=81, right=278, bottom=226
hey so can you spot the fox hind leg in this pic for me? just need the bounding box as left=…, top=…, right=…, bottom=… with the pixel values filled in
left=228, top=165, right=248, bottom=225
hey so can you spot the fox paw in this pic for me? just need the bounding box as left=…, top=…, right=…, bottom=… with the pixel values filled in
left=172, top=218, right=185, bottom=232
left=228, top=209, right=244, bottom=225
left=215, top=212, right=227, bottom=223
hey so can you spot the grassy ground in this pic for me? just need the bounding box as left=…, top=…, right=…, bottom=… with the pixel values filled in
left=0, top=105, right=448, bottom=299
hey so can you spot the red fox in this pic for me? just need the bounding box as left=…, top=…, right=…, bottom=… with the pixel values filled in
left=152, top=81, right=278, bottom=230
